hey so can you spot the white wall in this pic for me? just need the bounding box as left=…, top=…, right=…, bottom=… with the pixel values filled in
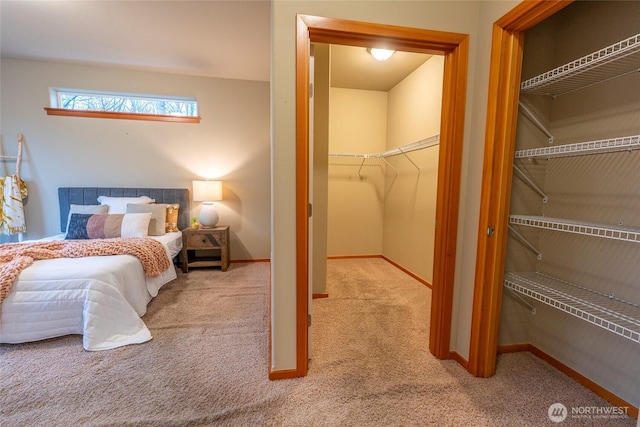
left=0, top=59, right=271, bottom=260
left=271, top=0, right=521, bottom=372
left=327, top=88, right=387, bottom=256
left=383, top=56, right=444, bottom=282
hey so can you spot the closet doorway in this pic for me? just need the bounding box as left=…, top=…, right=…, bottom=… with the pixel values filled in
left=313, top=41, right=442, bottom=350
left=295, top=15, right=469, bottom=377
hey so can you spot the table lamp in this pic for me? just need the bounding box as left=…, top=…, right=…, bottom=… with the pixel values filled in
left=193, top=180, right=222, bottom=227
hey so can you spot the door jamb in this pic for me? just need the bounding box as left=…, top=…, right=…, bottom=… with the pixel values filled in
left=468, top=0, right=572, bottom=378
left=295, top=14, right=469, bottom=377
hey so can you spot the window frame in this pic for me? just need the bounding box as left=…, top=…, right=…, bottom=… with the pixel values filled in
left=45, top=88, right=201, bottom=123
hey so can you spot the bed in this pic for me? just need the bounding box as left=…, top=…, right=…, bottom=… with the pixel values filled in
left=0, top=187, right=189, bottom=350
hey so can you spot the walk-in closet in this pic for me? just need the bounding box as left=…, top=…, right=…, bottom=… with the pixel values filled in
left=311, top=43, right=444, bottom=292
left=499, top=1, right=640, bottom=407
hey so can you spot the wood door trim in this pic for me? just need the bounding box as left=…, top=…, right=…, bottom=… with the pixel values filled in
left=468, top=0, right=573, bottom=378
left=295, top=15, right=469, bottom=376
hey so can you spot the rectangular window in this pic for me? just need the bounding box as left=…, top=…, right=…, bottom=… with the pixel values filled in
left=45, top=88, right=200, bottom=123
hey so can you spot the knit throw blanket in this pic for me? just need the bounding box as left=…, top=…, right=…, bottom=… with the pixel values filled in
left=0, top=238, right=171, bottom=303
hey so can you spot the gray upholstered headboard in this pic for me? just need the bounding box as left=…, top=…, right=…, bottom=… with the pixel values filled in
left=58, top=187, right=190, bottom=233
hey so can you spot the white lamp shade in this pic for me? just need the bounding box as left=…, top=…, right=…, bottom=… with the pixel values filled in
left=193, top=180, right=222, bottom=202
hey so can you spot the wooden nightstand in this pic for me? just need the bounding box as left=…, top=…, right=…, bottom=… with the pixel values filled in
left=181, top=226, right=230, bottom=273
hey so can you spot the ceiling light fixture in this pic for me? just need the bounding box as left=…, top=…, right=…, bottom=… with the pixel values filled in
left=367, top=48, right=395, bottom=62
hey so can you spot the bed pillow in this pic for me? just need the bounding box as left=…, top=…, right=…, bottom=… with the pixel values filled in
left=166, top=204, right=180, bottom=232
left=126, top=203, right=167, bottom=236
left=97, top=196, right=154, bottom=214
left=65, top=204, right=109, bottom=234
left=65, top=213, right=152, bottom=239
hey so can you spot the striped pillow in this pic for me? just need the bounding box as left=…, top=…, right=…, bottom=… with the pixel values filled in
left=65, top=213, right=152, bottom=240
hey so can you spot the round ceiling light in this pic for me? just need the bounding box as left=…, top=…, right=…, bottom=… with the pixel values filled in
left=368, top=48, right=395, bottom=62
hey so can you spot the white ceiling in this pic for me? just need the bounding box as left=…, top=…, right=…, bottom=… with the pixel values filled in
left=0, top=0, right=272, bottom=82
left=329, top=44, right=431, bottom=92
left=0, top=0, right=431, bottom=91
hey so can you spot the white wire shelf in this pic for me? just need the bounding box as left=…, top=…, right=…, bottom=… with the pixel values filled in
left=329, top=134, right=439, bottom=176
left=504, top=272, right=640, bottom=344
left=509, top=215, right=640, bottom=244
left=328, top=134, right=439, bottom=159
left=514, top=135, right=640, bottom=159
left=520, top=33, right=640, bottom=97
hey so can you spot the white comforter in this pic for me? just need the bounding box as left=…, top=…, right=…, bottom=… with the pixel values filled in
left=0, top=232, right=181, bottom=350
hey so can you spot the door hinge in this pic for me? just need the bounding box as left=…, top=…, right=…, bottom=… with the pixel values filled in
left=308, top=203, right=313, bottom=218
left=308, top=314, right=312, bottom=326
left=309, top=83, right=314, bottom=98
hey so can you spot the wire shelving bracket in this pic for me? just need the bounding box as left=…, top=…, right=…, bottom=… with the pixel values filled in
left=518, top=101, right=554, bottom=144
left=507, top=224, right=542, bottom=260
left=512, top=165, right=548, bottom=203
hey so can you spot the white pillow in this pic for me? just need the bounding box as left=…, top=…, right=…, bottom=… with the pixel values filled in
left=119, top=213, right=153, bottom=238
left=97, top=196, right=154, bottom=214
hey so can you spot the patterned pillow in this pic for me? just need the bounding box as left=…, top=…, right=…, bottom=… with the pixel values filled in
left=65, top=204, right=109, bottom=233
left=65, top=213, right=152, bottom=239
left=165, top=204, right=180, bottom=232
left=126, top=203, right=167, bottom=236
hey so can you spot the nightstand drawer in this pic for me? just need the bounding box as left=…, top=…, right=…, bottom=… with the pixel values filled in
left=186, top=233, right=224, bottom=249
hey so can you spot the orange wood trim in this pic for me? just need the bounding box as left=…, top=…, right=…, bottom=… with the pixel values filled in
left=312, top=293, right=329, bottom=299
left=469, top=24, right=524, bottom=379
left=327, top=254, right=383, bottom=260
left=496, top=0, right=572, bottom=31
left=429, top=34, right=469, bottom=360
left=325, top=254, right=432, bottom=288
left=302, top=14, right=467, bottom=55
left=295, top=15, right=311, bottom=379
left=296, top=14, right=469, bottom=378
left=381, top=255, right=432, bottom=289
left=229, top=259, right=270, bottom=264
left=268, top=369, right=300, bottom=381
left=496, top=344, right=638, bottom=419
left=496, top=343, right=531, bottom=354
left=44, top=107, right=201, bottom=123
left=523, top=344, right=637, bottom=420
left=468, top=0, right=572, bottom=379
left=449, top=351, right=469, bottom=370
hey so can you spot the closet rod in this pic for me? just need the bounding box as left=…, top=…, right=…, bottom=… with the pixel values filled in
left=518, top=101, right=553, bottom=144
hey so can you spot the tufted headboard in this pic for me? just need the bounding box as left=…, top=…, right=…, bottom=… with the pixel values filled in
left=58, top=187, right=190, bottom=233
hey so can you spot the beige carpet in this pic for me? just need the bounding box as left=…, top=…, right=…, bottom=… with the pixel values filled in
left=1, top=259, right=635, bottom=426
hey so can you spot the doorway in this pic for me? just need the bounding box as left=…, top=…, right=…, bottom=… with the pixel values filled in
left=295, top=15, right=469, bottom=376
left=468, top=1, right=572, bottom=377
